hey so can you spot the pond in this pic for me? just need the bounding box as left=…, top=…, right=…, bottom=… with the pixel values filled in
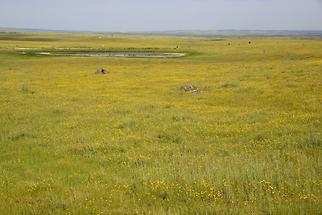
left=34, top=51, right=187, bottom=58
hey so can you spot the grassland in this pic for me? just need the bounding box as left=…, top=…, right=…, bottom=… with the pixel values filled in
left=0, top=31, right=321, bottom=214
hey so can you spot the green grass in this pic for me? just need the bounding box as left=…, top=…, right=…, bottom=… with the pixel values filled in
left=0, top=31, right=321, bottom=214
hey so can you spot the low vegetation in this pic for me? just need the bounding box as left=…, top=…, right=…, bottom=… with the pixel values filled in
left=0, top=32, right=321, bottom=214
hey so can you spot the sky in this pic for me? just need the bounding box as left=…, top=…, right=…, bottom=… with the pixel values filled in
left=0, top=0, right=322, bottom=32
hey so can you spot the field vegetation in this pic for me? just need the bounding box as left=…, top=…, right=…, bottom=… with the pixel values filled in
left=0, top=31, right=321, bottom=214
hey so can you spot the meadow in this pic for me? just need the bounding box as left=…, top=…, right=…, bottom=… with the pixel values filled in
left=0, top=31, right=321, bottom=214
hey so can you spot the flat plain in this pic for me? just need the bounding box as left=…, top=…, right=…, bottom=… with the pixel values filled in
left=0, top=31, right=321, bottom=214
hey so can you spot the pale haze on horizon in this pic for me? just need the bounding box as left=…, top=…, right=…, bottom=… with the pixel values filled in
left=1, top=0, right=322, bottom=32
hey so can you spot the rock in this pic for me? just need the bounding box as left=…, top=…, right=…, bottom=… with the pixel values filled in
left=180, top=84, right=199, bottom=93
left=96, top=68, right=109, bottom=74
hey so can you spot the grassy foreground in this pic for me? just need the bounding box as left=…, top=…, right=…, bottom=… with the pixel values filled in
left=0, top=32, right=321, bottom=214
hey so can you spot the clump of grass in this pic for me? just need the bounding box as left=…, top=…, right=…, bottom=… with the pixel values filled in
left=21, top=84, right=35, bottom=94
left=157, top=132, right=182, bottom=144
left=298, top=133, right=321, bottom=149
left=10, top=133, right=36, bottom=141
left=220, top=82, right=239, bottom=88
